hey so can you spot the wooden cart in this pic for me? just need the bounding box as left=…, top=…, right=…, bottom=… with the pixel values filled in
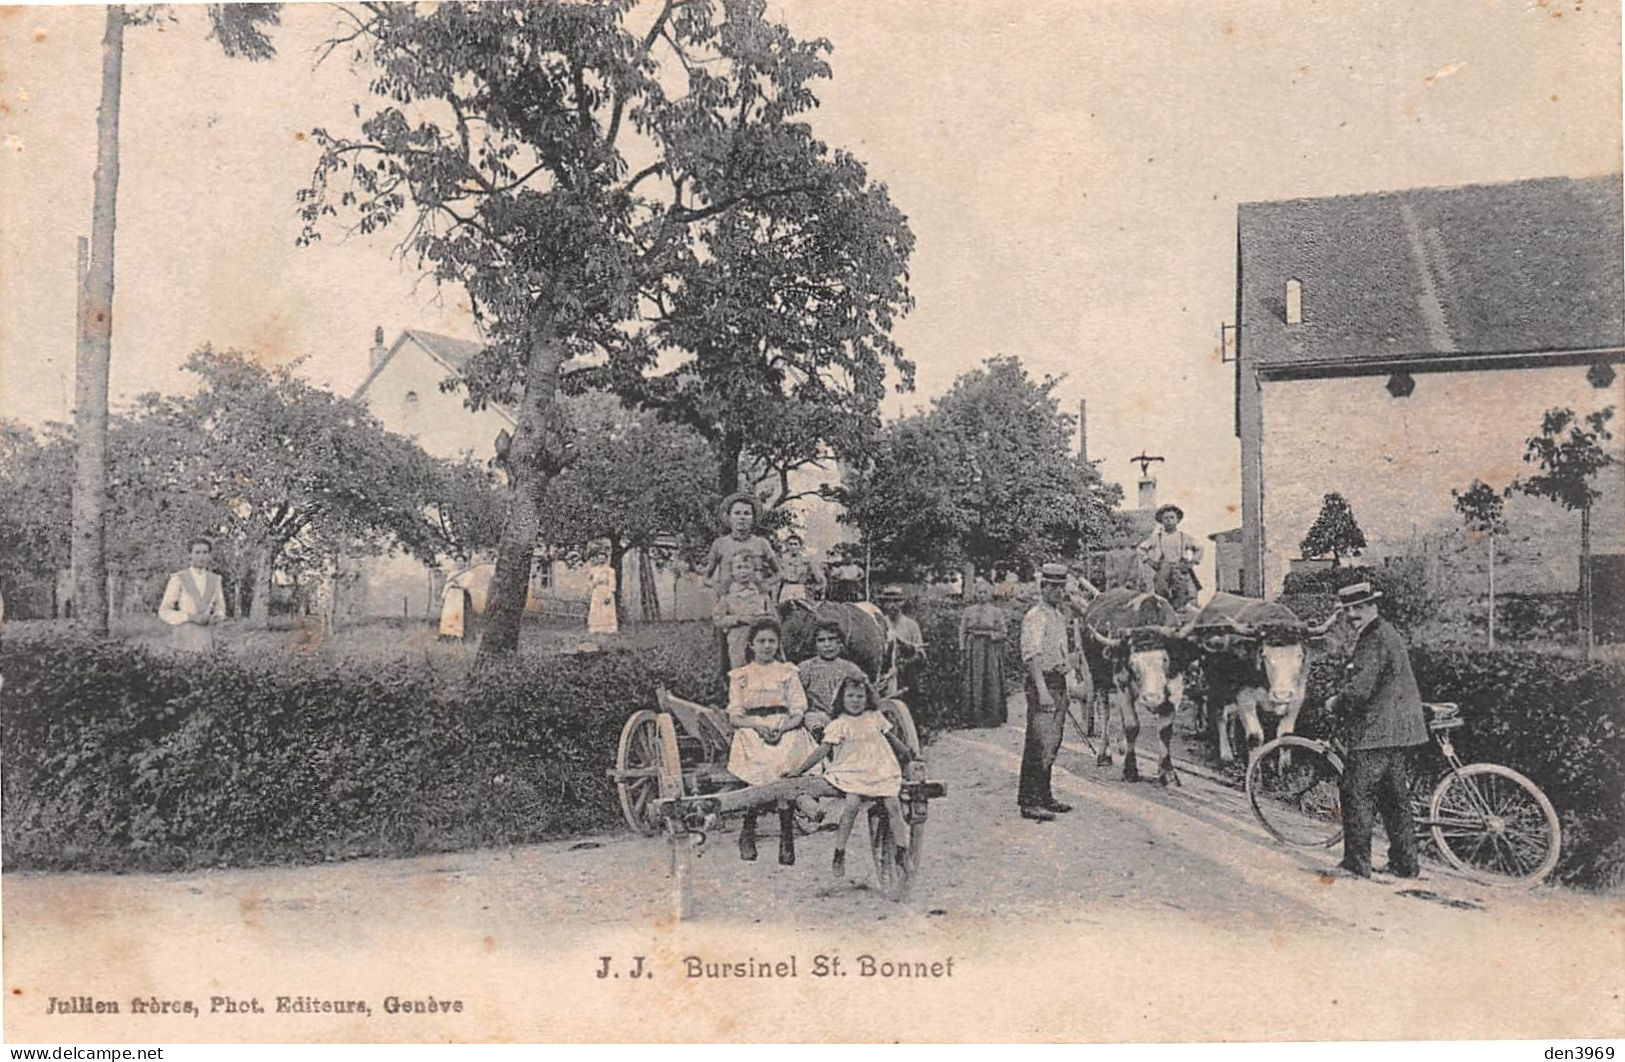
left=608, top=688, right=943, bottom=918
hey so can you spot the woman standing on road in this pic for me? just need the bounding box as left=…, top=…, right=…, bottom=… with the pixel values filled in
left=586, top=549, right=618, bottom=636
left=959, top=579, right=1008, bottom=727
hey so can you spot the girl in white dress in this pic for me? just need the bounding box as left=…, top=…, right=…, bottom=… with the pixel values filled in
left=726, top=618, right=820, bottom=864
left=787, top=677, right=914, bottom=878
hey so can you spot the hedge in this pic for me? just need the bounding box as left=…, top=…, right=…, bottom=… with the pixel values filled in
left=0, top=623, right=720, bottom=873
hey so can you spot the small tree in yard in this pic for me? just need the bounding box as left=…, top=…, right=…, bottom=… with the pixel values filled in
left=1452, top=478, right=1507, bottom=646
left=1300, top=492, right=1367, bottom=567
left=1513, top=405, right=1616, bottom=657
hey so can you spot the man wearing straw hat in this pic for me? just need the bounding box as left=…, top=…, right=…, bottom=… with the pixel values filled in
left=1328, top=581, right=1428, bottom=879
left=1016, top=563, right=1076, bottom=822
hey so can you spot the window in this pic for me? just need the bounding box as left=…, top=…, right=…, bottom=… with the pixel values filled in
left=530, top=555, right=553, bottom=591
left=403, top=390, right=419, bottom=408
left=1285, top=279, right=1303, bottom=325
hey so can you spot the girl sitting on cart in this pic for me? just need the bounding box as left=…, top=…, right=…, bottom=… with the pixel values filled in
left=727, top=617, right=823, bottom=865
left=786, top=676, right=914, bottom=879
left=797, top=620, right=867, bottom=739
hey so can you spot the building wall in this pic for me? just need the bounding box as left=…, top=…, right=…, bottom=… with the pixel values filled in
left=361, top=341, right=512, bottom=462
left=1253, top=364, right=1624, bottom=597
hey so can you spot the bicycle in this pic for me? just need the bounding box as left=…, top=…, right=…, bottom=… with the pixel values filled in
left=1244, top=702, right=1562, bottom=887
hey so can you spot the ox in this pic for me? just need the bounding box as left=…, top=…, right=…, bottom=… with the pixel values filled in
left=1188, top=593, right=1336, bottom=765
left=1082, top=588, right=1191, bottom=786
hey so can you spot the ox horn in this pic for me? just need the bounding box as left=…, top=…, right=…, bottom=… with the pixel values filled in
left=1222, top=616, right=1258, bottom=638
left=1087, top=624, right=1122, bottom=649
left=1304, top=612, right=1339, bottom=637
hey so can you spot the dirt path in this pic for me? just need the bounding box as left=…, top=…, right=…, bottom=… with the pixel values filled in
left=5, top=720, right=1621, bottom=1043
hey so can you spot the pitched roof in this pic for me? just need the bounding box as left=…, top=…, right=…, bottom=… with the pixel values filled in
left=1238, top=174, right=1625, bottom=374
left=353, top=330, right=516, bottom=426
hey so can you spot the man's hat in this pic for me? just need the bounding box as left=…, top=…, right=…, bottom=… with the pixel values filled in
left=1154, top=503, right=1184, bottom=522
left=1039, top=562, right=1069, bottom=584
left=784, top=531, right=804, bottom=545
left=1336, top=582, right=1383, bottom=609
left=718, top=491, right=762, bottom=525
left=878, top=584, right=907, bottom=601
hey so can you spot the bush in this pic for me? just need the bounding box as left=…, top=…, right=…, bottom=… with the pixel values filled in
left=1283, top=637, right=1624, bottom=889
left=910, top=596, right=1028, bottom=735
left=1281, top=562, right=1434, bottom=629
left=0, top=622, right=721, bottom=872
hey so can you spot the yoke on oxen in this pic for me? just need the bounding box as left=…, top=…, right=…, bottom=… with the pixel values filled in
left=1188, top=592, right=1337, bottom=764
left=1080, top=588, right=1190, bottom=785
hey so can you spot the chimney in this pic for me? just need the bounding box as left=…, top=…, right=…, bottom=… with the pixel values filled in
left=1078, top=399, right=1088, bottom=464
left=369, top=326, right=388, bottom=371
left=1138, top=474, right=1157, bottom=512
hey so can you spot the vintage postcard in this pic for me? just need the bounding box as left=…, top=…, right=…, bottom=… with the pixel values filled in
left=1, top=0, right=1622, bottom=1047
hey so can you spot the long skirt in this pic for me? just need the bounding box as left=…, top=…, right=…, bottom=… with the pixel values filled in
left=727, top=720, right=819, bottom=786
left=587, top=586, right=618, bottom=635
left=960, top=634, right=1007, bottom=727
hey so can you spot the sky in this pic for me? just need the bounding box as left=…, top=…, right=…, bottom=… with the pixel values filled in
left=1, top=0, right=1620, bottom=573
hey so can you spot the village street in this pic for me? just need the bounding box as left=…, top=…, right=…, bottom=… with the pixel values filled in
left=5, top=720, right=1621, bottom=1044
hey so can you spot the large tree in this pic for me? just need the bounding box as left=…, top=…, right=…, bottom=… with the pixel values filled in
left=836, top=356, right=1118, bottom=582
left=72, top=4, right=281, bottom=635
left=536, top=393, right=719, bottom=616
left=299, top=0, right=911, bottom=658
left=1513, top=405, right=1616, bottom=656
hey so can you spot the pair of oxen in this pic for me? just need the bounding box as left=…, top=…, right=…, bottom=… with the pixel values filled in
left=1078, top=588, right=1339, bottom=785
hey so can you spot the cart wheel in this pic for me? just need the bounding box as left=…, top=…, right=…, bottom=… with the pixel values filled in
left=879, top=698, right=922, bottom=757
left=1429, top=763, right=1561, bottom=887
left=615, top=710, right=666, bottom=835
left=867, top=803, right=918, bottom=901
left=1245, top=735, right=1344, bottom=849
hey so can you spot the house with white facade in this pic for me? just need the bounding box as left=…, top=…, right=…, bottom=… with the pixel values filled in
left=1234, top=174, right=1625, bottom=599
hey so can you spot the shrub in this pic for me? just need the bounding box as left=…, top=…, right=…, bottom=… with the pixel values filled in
left=0, top=622, right=722, bottom=873
left=1281, top=562, right=1434, bottom=629
left=1282, top=637, right=1624, bottom=889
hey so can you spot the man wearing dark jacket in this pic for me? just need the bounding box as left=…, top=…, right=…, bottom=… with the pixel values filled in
left=1329, top=581, right=1429, bottom=879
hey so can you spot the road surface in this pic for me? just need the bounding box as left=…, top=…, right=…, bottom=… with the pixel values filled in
left=5, top=720, right=1621, bottom=1043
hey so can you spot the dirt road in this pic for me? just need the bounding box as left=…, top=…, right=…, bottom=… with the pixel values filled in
left=5, top=721, right=1621, bottom=1043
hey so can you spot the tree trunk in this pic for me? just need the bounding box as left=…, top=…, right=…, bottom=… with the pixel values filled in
left=249, top=543, right=274, bottom=627
left=71, top=5, right=124, bottom=637
left=638, top=543, right=661, bottom=623
left=719, top=432, right=744, bottom=495
left=1487, top=532, right=1496, bottom=649
left=478, top=325, right=571, bottom=661
left=610, top=537, right=628, bottom=625
left=1580, top=505, right=1593, bottom=660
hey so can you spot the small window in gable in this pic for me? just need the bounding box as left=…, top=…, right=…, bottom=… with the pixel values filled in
left=1285, top=279, right=1303, bottom=325
left=404, top=390, right=419, bottom=407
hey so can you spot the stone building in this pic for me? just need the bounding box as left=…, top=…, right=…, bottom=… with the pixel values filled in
left=1234, top=174, right=1625, bottom=599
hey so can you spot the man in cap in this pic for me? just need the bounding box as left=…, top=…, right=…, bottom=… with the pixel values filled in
left=878, top=584, right=926, bottom=698
left=1016, top=563, right=1076, bottom=821
left=1328, top=581, right=1428, bottom=879
left=1137, top=503, right=1203, bottom=609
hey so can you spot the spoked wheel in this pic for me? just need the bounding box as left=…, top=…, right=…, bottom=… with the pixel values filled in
left=866, top=802, right=921, bottom=901
left=1246, top=735, right=1344, bottom=849
left=1429, top=763, right=1561, bottom=886
left=879, top=698, right=922, bottom=757
left=615, top=710, right=680, bottom=836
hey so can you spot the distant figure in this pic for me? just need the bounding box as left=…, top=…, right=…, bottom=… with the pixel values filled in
left=878, top=585, right=926, bottom=699
left=776, top=532, right=826, bottom=604
left=958, top=579, right=1008, bottom=728
left=827, top=558, right=864, bottom=603
left=159, top=537, right=226, bottom=652
left=1137, top=503, right=1203, bottom=610
left=586, top=549, right=618, bottom=636
left=438, top=569, right=475, bottom=642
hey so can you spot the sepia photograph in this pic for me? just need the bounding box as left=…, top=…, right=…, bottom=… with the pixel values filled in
left=1, top=0, right=1622, bottom=1047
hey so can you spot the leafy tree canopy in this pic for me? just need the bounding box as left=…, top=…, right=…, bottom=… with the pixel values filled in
left=1513, top=406, right=1616, bottom=512
left=1300, top=491, right=1367, bottom=566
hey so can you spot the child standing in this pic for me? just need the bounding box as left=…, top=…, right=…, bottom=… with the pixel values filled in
left=787, top=676, right=913, bottom=878
left=714, top=554, right=774, bottom=669
left=704, top=492, right=780, bottom=592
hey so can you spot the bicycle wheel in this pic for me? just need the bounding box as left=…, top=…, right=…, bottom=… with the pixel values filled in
left=1246, top=735, right=1344, bottom=849
left=1429, top=763, right=1561, bottom=886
